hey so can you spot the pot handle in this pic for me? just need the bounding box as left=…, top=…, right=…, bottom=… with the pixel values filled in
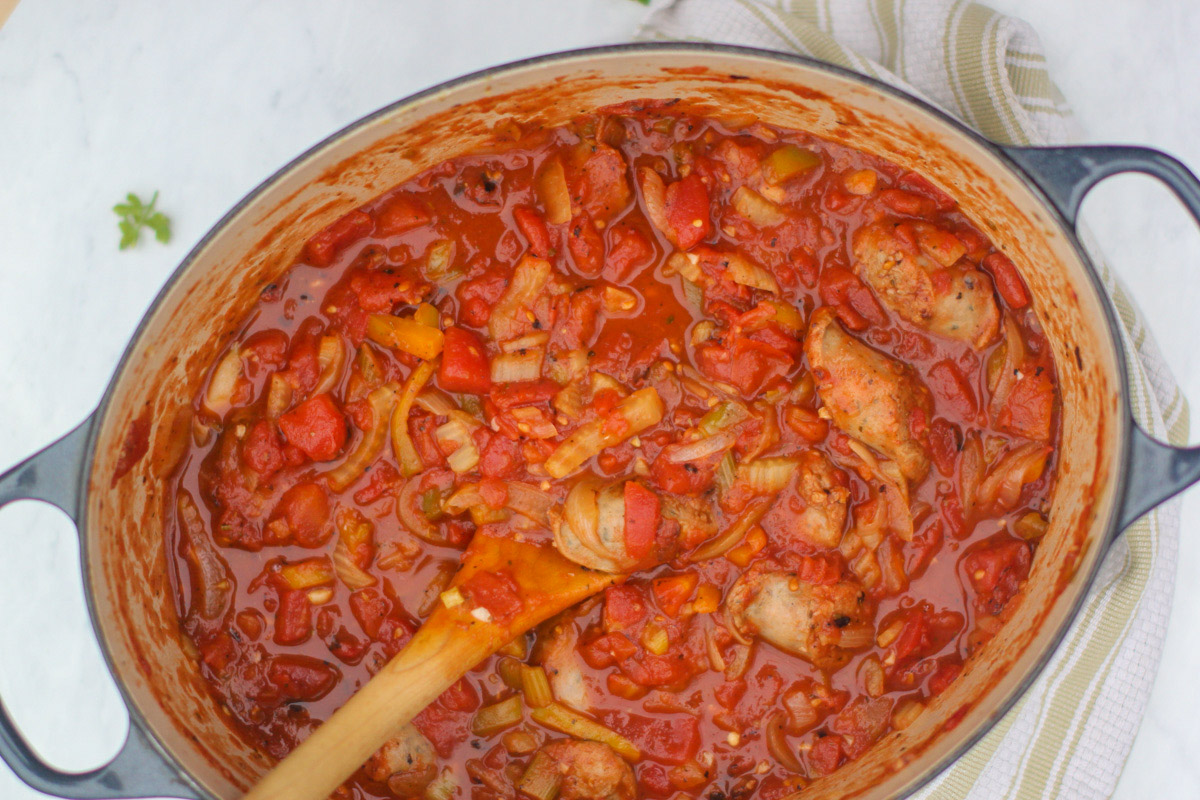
left=1003, top=144, right=1200, bottom=532
left=0, top=416, right=200, bottom=799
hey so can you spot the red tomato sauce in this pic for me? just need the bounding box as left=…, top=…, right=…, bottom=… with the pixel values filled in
left=166, top=103, right=1057, bottom=799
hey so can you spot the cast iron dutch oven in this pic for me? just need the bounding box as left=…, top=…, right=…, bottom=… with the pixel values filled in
left=3, top=44, right=1200, bottom=800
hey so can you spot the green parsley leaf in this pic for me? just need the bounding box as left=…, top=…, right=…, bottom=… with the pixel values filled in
left=114, top=190, right=172, bottom=250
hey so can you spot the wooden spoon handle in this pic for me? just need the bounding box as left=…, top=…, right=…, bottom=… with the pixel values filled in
left=243, top=620, right=491, bottom=800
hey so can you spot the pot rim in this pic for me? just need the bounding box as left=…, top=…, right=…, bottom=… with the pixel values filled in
left=78, top=42, right=1133, bottom=800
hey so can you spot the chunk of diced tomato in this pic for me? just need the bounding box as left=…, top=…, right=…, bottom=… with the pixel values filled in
left=818, top=267, right=888, bottom=331
left=580, top=631, right=639, bottom=669
left=983, top=252, right=1029, bottom=309
left=349, top=587, right=391, bottom=640
left=278, top=393, right=346, bottom=461
left=567, top=213, right=605, bottom=277
left=623, top=481, right=661, bottom=562
left=997, top=370, right=1054, bottom=441
left=808, top=734, right=846, bottom=776
left=304, top=210, right=374, bottom=267
left=604, top=223, right=655, bottom=283
left=460, top=570, right=523, bottom=624
left=438, top=326, right=491, bottom=394
left=601, top=712, right=700, bottom=766
left=242, top=420, right=284, bottom=478
left=478, top=432, right=524, bottom=479
left=273, top=590, right=313, bottom=645
left=272, top=482, right=331, bottom=547
left=603, top=585, right=648, bottom=632
left=928, top=359, right=978, bottom=419
left=651, top=573, right=698, bottom=617
left=664, top=174, right=712, bottom=250
left=267, top=654, right=339, bottom=701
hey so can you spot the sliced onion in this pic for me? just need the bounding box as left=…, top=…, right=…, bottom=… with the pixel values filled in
left=662, top=430, right=738, bottom=464
left=638, top=167, right=674, bottom=245
left=846, top=439, right=913, bottom=541
left=688, top=496, right=774, bottom=562
left=740, top=401, right=780, bottom=463
left=332, top=548, right=375, bottom=591
left=544, top=387, right=664, bottom=479
left=489, top=255, right=552, bottom=344
left=765, top=712, right=805, bottom=773
left=738, top=457, right=798, bottom=494
left=415, top=389, right=458, bottom=417
left=959, top=431, right=985, bottom=523
left=177, top=490, right=233, bottom=620
left=265, top=373, right=293, bottom=419
left=732, top=186, right=787, bottom=228
left=327, top=382, right=397, bottom=492
left=976, top=441, right=1053, bottom=513
left=391, top=359, right=439, bottom=477
left=435, top=417, right=480, bottom=474
left=397, top=478, right=444, bottom=544
left=536, top=157, right=572, bottom=225
left=204, top=346, right=243, bottom=417
left=491, top=350, right=544, bottom=383
left=311, top=335, right=347, bottom=396
left=500, top=332, right=550, bottom=354
left=504, top=482, right=555, bottom=527
left=725, top=253, right=779, bottom=294
left=988, top=318, right=1026, bottom=419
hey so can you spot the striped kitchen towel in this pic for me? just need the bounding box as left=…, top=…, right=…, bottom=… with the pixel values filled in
left=637, top=2, right=1188, bottom=798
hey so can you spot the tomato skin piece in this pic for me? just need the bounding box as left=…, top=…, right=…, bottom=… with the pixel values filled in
left=438, top=326, right=491, bottom=394
left=513, top=206, right=553, bottom=258
left=304, top=210, right=374, bottom=267
left=374, top=194, right=431, bottom=237
left=983, top=252, right=1030, bottom=309
left=278, top=393, right=347, bottom=461
left=623, top=481, right=661, bottom=561
left=664, top=174, right=712, bottom=250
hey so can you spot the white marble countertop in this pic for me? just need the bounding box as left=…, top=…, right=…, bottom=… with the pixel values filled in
left=0, top=1, right=1197, bottom=797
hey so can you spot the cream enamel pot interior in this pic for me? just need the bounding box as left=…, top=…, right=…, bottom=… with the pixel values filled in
left=3, top=44, right=1200, bottom=800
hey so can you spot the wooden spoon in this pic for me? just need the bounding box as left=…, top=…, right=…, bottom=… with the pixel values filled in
left=243, top=532, right=623, bottom=800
